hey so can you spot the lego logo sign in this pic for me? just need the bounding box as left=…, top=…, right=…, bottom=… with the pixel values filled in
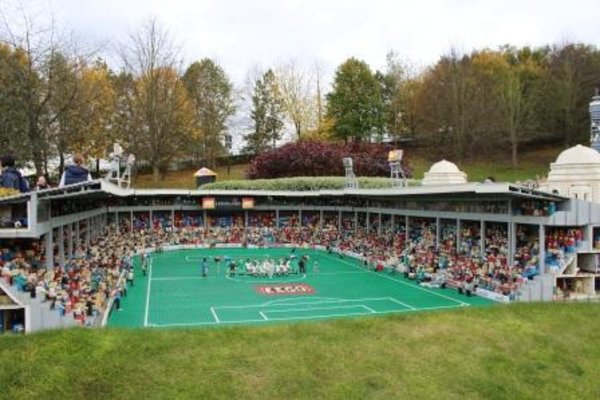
left=256, top=283, right=315, bottom=296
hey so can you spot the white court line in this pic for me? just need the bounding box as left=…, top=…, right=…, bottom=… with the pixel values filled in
left=263, top=304, right=370, bottom=314
left=210, top=307, right=221, bottom=323
left=265, top=296, right=341, bottom=306
left=226, top=274, right=307, bottom=284
left=362, top=305, right=377, bottom=313
left=387, top=297, right=416, bottom=310
left=214, top=297, right=394, bottom=310
left=149, top=304, right=466, bottom=328
left=143, top=257, right=153, bottom=327
left=311, top=271, right=369, bottom=276
left=323, top=253, right=470, bottom=307
left=259, top=311, right=268, bottom=321
left=265, top=310, right=372, bottom=321
left=153, top=276, right=207, bottom=281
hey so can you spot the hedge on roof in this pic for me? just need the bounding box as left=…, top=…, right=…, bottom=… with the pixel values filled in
left=201, top=176, right=417, bottom=191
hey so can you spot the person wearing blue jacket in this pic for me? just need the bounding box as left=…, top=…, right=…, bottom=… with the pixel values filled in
left=59, top=154, right=92, bottom=187
left=0, top=155, right=28, bottom=192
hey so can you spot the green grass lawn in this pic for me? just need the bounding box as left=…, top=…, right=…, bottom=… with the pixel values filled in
left=134, top=146, right=563, bottom=189
left=134, top=164, right=248, bottom=189
left=1, top=303, right=599, bottom=399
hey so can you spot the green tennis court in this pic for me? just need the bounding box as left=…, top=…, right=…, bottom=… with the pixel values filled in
left=108, top=248, right=493, bottom=328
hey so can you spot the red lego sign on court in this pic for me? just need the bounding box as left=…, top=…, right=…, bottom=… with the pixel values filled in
left=256, top=283, right=315, bottom=296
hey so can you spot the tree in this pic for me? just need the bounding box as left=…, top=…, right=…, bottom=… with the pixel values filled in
left=326, top=57, right=384, bottom=142
left=74, top=59, right=117, bottom=173
left=245, top=69, right=285, bottom=154
left=378, top=51, right=423, bottom=140
left=276, top=60, right=316, bottom=139
left=542, top=43, right=600, bottom=146
left=183, top=58, right=236, bottom=168
left=473, top=47, right=544, bottom=167
left=45, top=51, right=82, bottom=177
left=119, top=18, right=195, bottom=181
left=0, top=43, right=29, bottom=163
left=0, top=10, right=77, bottom=175
left=416, top=49, right=492, bottom=160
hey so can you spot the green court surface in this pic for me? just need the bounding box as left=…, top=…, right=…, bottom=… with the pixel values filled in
left=108, top=248, right=493, bottom=328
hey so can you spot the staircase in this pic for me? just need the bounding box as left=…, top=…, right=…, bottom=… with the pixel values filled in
left=514, top=274, right=554, bottom=302
left=1, top=283, right=80, bottom=332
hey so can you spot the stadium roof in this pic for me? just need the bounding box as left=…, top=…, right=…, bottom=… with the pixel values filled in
left=0, top=179, right=566, bottom=205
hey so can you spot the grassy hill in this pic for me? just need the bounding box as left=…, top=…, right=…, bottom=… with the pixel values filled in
left=1, top=303, right=599, bottom=399
left=133, top=146, right=562, bottom=189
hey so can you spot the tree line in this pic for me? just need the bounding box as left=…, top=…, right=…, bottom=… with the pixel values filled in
left=2, top=16, right=600, bottom=183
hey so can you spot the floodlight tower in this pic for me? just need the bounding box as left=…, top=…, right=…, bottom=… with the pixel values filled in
left=105, top=143, right=135, bottom=189
left=388, top=149, right=406, bottom=187
left=590, top=90, right=600, bottom=152
left=343, top=158, right=358, bottom=189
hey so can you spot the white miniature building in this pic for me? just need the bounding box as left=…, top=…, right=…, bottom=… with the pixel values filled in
left=539, top=144, right=600, bottom=202
left=422, top=160, right=468, bottom=186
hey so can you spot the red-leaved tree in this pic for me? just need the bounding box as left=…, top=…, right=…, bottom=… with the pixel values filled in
left=246, top=141, right=412, bottom=179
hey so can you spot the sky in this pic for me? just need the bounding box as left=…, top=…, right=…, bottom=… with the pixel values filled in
left=6, top=0, right=600, bottom=86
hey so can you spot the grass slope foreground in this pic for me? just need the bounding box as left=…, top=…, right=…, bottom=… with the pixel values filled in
left=1, top=303, right=599, bottom=399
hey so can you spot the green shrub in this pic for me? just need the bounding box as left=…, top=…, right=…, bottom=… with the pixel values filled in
left=201, top=176, right=419, bottom=191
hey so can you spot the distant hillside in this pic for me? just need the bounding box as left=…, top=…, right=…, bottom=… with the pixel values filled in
left=133, top=145, right=564, bottom=189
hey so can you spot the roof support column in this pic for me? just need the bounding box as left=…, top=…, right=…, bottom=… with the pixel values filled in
left=319, top=209, right=323, bottom=232
left=67, top=223, right=73, bottom=259
left=58, top=225, right=65, bottom=267
left=456, top=219, right=462, bottom=255
left=538, top=224, right=546, bottom=275
left=436, top=218, right=441, bottom=249
left=45, top=229, right=54, bottom=269
left=509, top=222, right=517, bottom=269
left=480, top=220, right=486, bottom=260
left=86, top=218, right=90, bottom=248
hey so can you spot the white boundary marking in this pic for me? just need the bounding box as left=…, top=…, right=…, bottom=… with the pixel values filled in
left=153, top=276, right=206, bottom=281
left=263, top=304, right=371, bottom=314
left=387, top=297, right=416, bottom=310
left=151, top=304, right=465, bottom=328
left=143, top=257, right=153, bottom=327
left=149, top=270, right=366, bottom=283
left=322, top=253, right=470, bottom=306
left=226, top=274, right=307, bottom=284
left=210, top=307, right=220, bottom=323
left=213, top=297, right=397, bottom=310
left=362, top=305, right=377, bottom=313
left=259, top=311, right=269, bottom=321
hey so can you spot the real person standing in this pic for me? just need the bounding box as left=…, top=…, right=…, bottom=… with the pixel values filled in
left=34, top=175, right=50, bottom=191
left=0, top=155, right=29, bottom=192
left=59, top=154, right=92, bottom=187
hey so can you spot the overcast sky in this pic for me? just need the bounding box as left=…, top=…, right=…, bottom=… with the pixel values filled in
left=7, top=0, right=600, bottom=85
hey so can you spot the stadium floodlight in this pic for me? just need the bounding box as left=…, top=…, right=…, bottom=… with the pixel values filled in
left=105, top=143, right=135, bottom=189
left=343, top=157, right=358, bottom=189
left=388, top=149, right=406, bottom=188
left=388, top=149, right=403, bottom=163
